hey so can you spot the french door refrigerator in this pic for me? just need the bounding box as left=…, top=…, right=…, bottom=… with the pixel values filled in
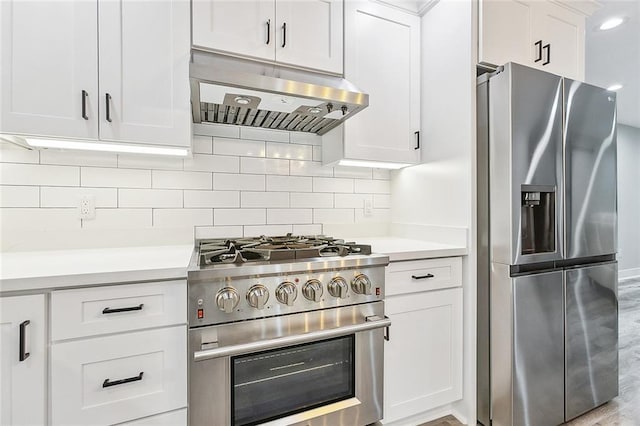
left=477, top=63, right=618, bottom=426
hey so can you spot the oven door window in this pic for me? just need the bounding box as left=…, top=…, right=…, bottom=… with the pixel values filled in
left=231, top=335, right=355, bottom=426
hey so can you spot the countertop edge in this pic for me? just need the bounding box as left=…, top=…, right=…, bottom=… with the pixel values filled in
left=385, top=247, right=468, bottom=262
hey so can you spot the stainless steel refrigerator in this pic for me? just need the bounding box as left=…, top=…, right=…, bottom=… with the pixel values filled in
left=477, top=63, right=618, bottom=426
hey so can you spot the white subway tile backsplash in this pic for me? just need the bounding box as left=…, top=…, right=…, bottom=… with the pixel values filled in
left=41, top=187, right=117, bottom=208
left=373, top=194, right=391, bottom=209
left=185, top=154, right=239, bottom=173
left=292, top=224, right=323, bottom=235
left=355, top=208, right=391, bottom=223
left=240, top=157, right=289, bottom=175
left=118, top=189, right=182, bottom=208
left=0, top=144, right=39, bottom=164
left=334, top=193, right=373, bottom=209
left=240, top=128, right=290, bottom=143
left=354, top=179, right=391, bottom=194
left=373, top=169, right=391, bottom=180
left=266, top=175, right=311, bottom=192
left=289, top=160, right=333, bottom=177
left=153, top=209, right=213, bottom=228
left=313, top=209, right=354, bottom=224
left=117, top=154, right=184, bottom=170
left=195, top=225, right=243, bottom=239
left=215, top=209, right=265, bottom=226
left=244, top=224, right=293, bottom=237
left=241, top=192, right=289, bottom=208
left=267, top=209, right=312, bottom=225
left=193, top=123, right=240, bottom=139
left=184, top=190, right=239, bottom=208
left=192, top=136, right=213, bottom=154
left=0, top=186, right=39, bottom=207
left=313, top=177, right=354, bottom=193
left=266, top=142, right=312, bottom=161
left=290, top=132, right=321, bottom=146
left=0, top=208, right=79, bottom=230
left=333, top=166, right=373, bottom=179
left=214, top=138, right=265, bottom=157
left=152, top=170, right=211, bottom=190
left=312, top=146, right=322, bottom=162
left=290, top=192, right=333, bottom=208
left=1, top=163, right=79, bottom=186
left=41, top=150, right=117, bottom=167
left=214, top=173, right=265, bottom=191
left=83, top=209, right=152, bottom=229
left=82, top=167, right=149, bottom=188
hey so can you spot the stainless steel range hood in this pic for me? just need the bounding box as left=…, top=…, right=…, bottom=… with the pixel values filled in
left=189, top=52, right=369, bottom=135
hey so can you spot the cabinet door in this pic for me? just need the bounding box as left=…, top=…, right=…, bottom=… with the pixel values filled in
left=192, top=0, right=275, bottom=62
left=98, top=0, right=191, bottom=147
left=0, top=0, right=98, bottom=139
left=383, top=288, right=462, bottom=422
left=343, top=1, right=420, bottom=164
left=478, top=0, right=534, bottom=67
left=532, top=2, right=585, bottom=80
left=0, top=295, right=46, bottom=426
left=275, top=0, right=343, bottom=74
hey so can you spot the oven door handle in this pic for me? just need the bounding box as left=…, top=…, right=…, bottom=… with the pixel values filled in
left=193, top=316, right=392, bottom=362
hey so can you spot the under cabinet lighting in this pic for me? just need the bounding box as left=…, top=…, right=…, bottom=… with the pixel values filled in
left=338, top=159, right=412, bottom=169
left=599, top=17, right=625, bottom=30
left=606, top=83, right=623, bottom=91
left=24, top=138, right=189, bottom=156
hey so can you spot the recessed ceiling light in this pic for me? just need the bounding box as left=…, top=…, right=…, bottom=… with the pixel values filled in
left=599, top=17, right=625, bottom=30
left=606, top=83, right=623, bottom=91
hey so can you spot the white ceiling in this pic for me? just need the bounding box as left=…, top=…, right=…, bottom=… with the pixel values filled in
left=585, top=0, right=640, bottom=128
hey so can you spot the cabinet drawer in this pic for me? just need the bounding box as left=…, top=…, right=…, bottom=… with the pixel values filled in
left=385, top=257, right=462, bottom=296
left=119, top=408, right=186, bottom=426
left=51, top=280, right=186, bottom=341
left=51, top=326, right=187, bottom=426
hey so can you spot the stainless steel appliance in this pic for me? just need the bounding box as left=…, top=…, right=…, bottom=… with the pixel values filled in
left=477, top=63, right=618, bottom=426
left=187, top=235, right=390, bottom=426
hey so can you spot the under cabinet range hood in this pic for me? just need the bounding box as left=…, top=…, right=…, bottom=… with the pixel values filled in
left=189, top=52, right=369, bottom=135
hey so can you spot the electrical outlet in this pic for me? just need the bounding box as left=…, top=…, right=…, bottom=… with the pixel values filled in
left=79, top=195, right=96, bottom=220
left=364, top=199, right=373, bottom=217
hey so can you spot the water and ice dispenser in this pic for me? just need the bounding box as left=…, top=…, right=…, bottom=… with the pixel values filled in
left=521, top=185, right=556, bottom=255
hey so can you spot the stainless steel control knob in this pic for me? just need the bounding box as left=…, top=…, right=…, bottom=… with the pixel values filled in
left=328, top=277, right=349, bottom=299
left=276, top=281, right=298, bottom=306
left=246, top=284, right=269, bottom=309
left=302, top=279, right=323, bottom=302
left=351, top=274, right=372, bottom=295
left=215, top=287, right=240, bottom=313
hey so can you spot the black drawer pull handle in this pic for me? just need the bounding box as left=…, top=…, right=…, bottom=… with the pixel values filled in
left=103, top=372, right=144, bottom=388
left=412, top=274, right=435, bottom=280
left=102, top=303, right=144, bottom=314
left=19, top=320, right=30, bottom=362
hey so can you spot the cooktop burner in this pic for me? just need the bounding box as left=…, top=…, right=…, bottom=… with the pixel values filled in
left=198, top=234, right=372, bottom=266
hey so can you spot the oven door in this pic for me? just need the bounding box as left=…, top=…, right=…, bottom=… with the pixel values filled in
left=189, top=302, right=390, bottom=426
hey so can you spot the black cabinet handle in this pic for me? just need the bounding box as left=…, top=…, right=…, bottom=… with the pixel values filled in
left=102, top=372, right=144, bottom=388
left=543, top=43, right=551, bottom=65
left=266, top=19, right=271, bottom=45
left=282, top=22, right=287, bottom=48
left=534, top=40, right=543, bottom=63
left=384, top=324, right=390, bottom=341
left=411, top=274, right=435, bottom=280
left=102, top=303, right=144, bottom=314
left=105, top=93, right=112, bottom=122
left=414, top=131, right=420, bottom=150
left=81, top=90, right=89, bottom=120
left=19, top=320, right=30, bottom=362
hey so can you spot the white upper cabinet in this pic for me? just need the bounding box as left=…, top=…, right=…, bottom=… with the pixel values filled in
left=0, top=295, right=46, bottom=426
left=98, top=0, right=190, bottom=146
left=0, top=1, right=98, bottom=139
left=323, top=0, right=420, bottom=166
left=191, top=0, right=343, bottom=74
left=479, top=0, right=589, bottom=80
left=0, top=0, right=190, bottom=149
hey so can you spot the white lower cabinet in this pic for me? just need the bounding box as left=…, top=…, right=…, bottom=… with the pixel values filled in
left=0, top=294, right=46, bottom=426
left=51, top=325, right=187, bottom=426
left=383, top=265, right=463, bottom=423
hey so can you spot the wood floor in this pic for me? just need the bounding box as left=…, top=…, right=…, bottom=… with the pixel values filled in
left=421, top=278, right=640, bottom=426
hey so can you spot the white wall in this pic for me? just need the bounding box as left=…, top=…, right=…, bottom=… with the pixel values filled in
left=617, top=124, right=640, bottom=279
left=0, top=124, right=391, bottom=251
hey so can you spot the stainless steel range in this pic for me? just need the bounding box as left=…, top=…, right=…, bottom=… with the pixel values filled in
left=187, top=235, right=390, bottom=426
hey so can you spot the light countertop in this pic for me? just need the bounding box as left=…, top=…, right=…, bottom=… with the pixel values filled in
left=349, top=237, right=467, bottom=262
left=0, top=245, right=194, bottom=294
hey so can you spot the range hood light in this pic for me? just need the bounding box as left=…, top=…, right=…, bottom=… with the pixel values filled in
left=307, top=107, right=323, bottom=114
left=24, top=138, right=189, bottom=156
left=338, top=159, right=412, bottom=169
left=599, top=17, right=624, bottom=30
left=234, top=96, right=252, bottom=105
